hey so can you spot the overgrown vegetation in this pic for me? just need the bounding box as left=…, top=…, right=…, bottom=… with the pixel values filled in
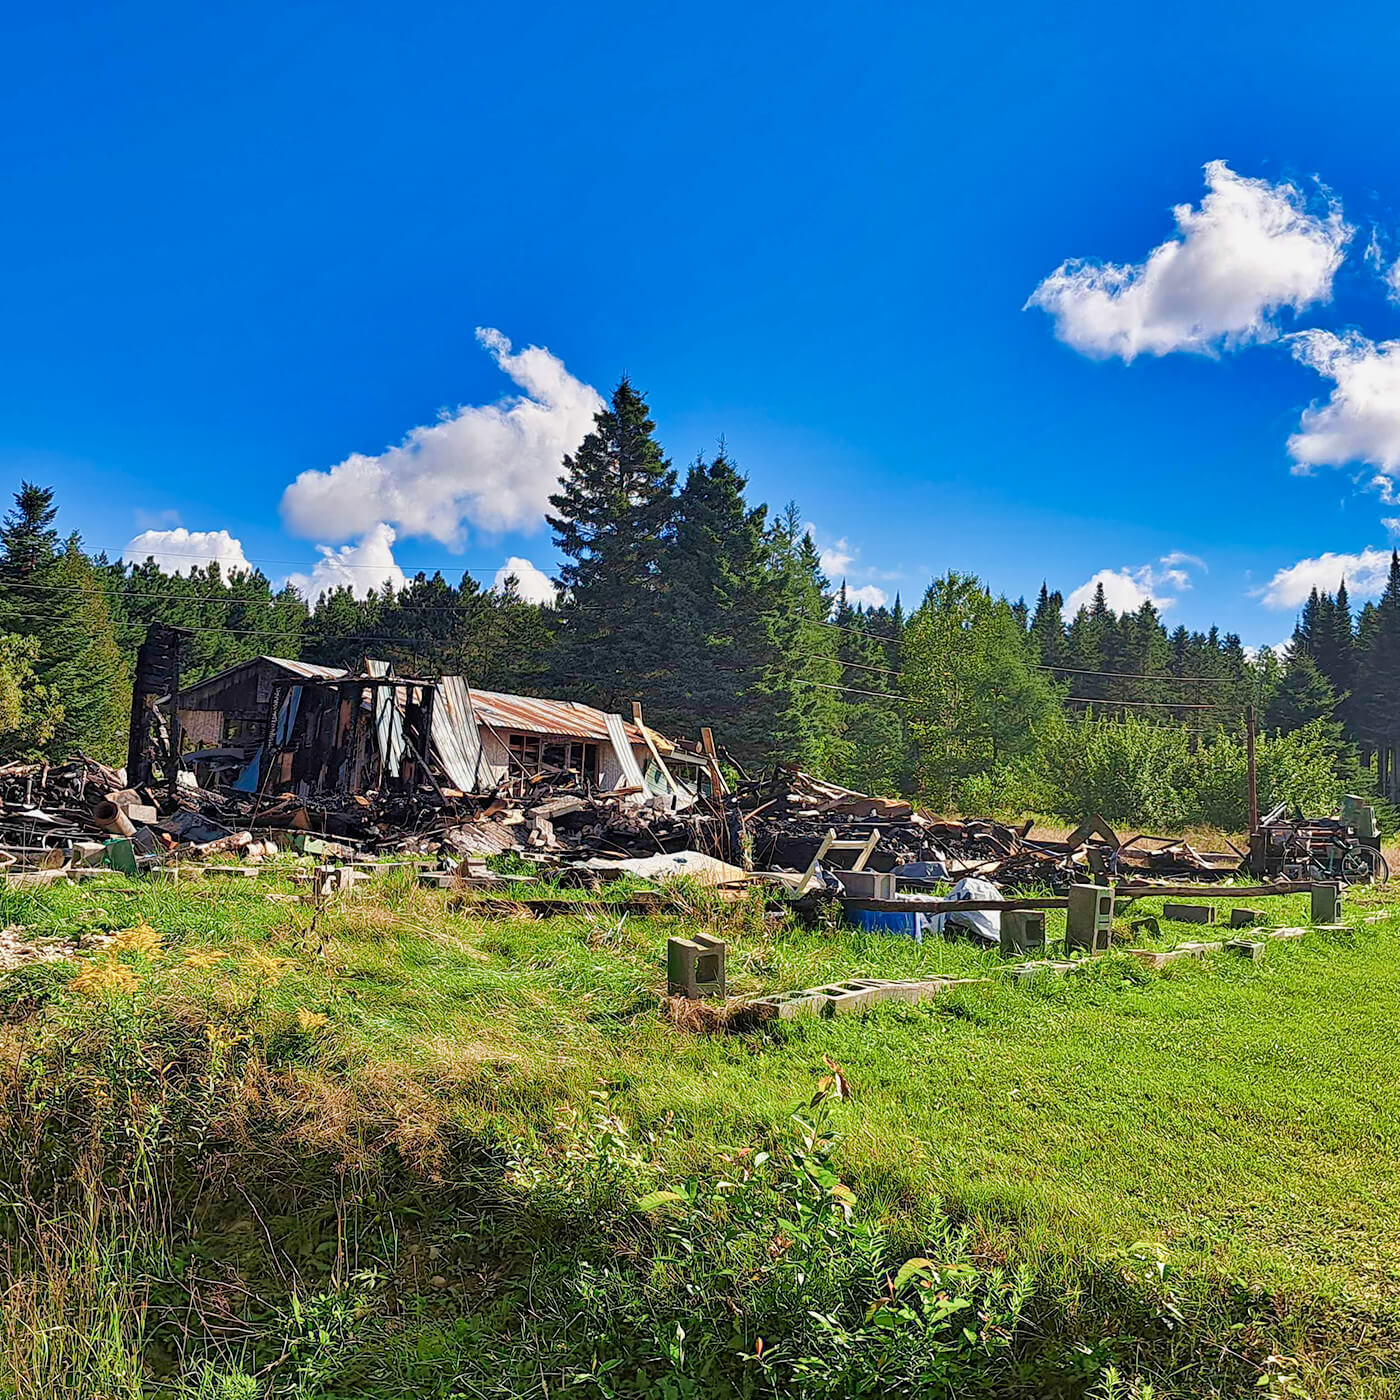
left=1, top=869, right=1398, bottom=1397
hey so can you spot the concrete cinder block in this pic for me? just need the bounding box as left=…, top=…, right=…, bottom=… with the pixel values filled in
left=667, top=936, right=726, bottom=999
left=1066, top=884, right=1113, bottom=955
left=1311, top=882, right=1342, bottom=925
left=1225, top=939, right=1266, bottom=960
left=1012, top=960, right=1077, bottom=981
left=832, top=869, right=898, bottom=901
left=1000, top=910, right=1047, bottom=957
left=1229, top=907, right=1265, bottom=927
left=1162, top=902, right=1216, bottom=925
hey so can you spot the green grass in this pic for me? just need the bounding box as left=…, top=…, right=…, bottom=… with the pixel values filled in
left=1, top=867, right=1398, bottom=1397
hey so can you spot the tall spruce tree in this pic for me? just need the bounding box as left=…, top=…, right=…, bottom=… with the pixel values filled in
left=752, top=505, right=845, bottom=775
left=547, top=378, right=677, bottom=712
left=1355, top=551, right=1400, bottom=800
left=652, top=447, right=770, bottom=754
left=0, top=485, right=127, bottom=762
left=1266, top=648, right=1339, bottom=733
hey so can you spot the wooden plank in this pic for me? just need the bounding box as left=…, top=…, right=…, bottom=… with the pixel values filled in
left=842, top=896, right=1070, bottom=914
left=1114, top=881, right=1317, bottom=898
left=699, top=727, right=728, bottom=797
left=632, top=701, right=680, bottom=796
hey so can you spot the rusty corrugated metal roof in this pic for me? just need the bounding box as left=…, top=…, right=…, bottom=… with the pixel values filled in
left=467, top=688, right=649, bottom=745
left=263, top=656, right=351, bottom=681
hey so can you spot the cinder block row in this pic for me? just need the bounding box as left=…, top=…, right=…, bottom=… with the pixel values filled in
left=1010, top=960, right=1078, bottom=981
left=748, top=975, right=985, bottom=1020
left=1129, top=946, right=1206, bottom=970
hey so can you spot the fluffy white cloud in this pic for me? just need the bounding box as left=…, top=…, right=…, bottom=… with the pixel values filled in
left=1287, top=331, right=1400, bottom=478
left=281, top=328, right=604, bottom=548
left=806, top=526, right=855, bottom=577
left=1026, top=161, right=1349, bottom=361
left=844, top=584, right=888, bottom=609
left=122, top=527, right=251, bottom=575
left=285, top=523, right=406, bottom=602
left=492, top=555, right=557, bottom=605
left=1256, top=546, right=1395, bottom=609
left=1065, top=553, right=1204, bottom=615
left=1065, top=567, right=1166, bottom=615
left=806, top=524, right=901, bottom=589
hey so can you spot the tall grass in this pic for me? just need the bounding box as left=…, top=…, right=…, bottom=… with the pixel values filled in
left=0, top=868, right=1397, bottom=1396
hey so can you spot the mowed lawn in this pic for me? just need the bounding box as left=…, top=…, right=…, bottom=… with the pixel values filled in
left=6, top=868, right=1400, bottom=1388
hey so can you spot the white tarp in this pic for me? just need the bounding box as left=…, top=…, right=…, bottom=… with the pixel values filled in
left=928, top=876, right=1002, bottom=945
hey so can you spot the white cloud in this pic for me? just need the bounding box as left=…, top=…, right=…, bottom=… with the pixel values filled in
left=1026, top=160, right=1350, bottom=361
left=285, top=522, right=406, bottom=602
left=122, top=527, right=251, bottom=576
left=1384, top=517, right=1400, bottom=536
left=1160, top=550, right=1207, bottom=571
left=805, top=525, right=855, bottom=577
left=280, top=328, right=604, bottom=548
left=1066, top=567, right=1167, bottom=615
left=492, top=555, right=557, bottom=605
left=1256, top=546, right=1394, bottom=609
left=1287, top=331, right=1400, bottom=479
left=1364, top=227, right=1400, bottom=304
left=806, top=523, right=901, bottom=588
left=844, top=584, right=888, bottom=609
left=1065, top=553, right=1204, bottom=615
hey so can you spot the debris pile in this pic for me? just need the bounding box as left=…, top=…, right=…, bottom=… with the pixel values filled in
left=0, top=751, right=728, bottom=880
left=1, top=751, right=1241, bottom=893
left=734, top=769, right=1243, bottom=891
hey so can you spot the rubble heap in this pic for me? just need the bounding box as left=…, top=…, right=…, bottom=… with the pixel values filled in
left=734, top=768, right=1243, bottom=891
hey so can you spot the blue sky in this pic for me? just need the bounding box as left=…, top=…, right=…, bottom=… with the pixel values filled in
left=6, top=0, right=1400, bottom=646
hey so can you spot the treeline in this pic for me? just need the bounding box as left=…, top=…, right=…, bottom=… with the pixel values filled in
left=1, top=374, right=1397, bottom=829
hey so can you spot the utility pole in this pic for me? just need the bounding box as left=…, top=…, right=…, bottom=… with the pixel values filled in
left=1246, top=703, right=1259, bottom=834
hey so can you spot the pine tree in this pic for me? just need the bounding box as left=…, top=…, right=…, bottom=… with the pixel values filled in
left=547, top=378, right=677, bottom=713
left=752, top=505, right=845, bottom=775
left=1355, top=551, right=1400, bottom=800
left=1029, top=583, right=1068, bottom=671
left=652, top=447, right=770, bottom=754
left=0, top=487, right=128, bottom=762
left=1266, top=648, right=1339, bottom=733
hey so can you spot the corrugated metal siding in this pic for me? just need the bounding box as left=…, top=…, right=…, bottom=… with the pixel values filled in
left=605, top=711, right=647, bottom=799
left=366, top=659, right=405, bottom=777
left=263, top=656, right=349, bottom=681
left=432, top=675, right=484, bottom=791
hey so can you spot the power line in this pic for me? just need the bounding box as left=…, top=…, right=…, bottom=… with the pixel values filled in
left=1037, top=661, right=1238, bottom=685
left=1063, top=695, right=1229, bottom=711
left=96, top=544, right=509, bottom=573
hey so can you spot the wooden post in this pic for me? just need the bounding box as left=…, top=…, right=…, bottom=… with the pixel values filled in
left=631, top=701, right=679, bottom=796
left=1246, top=704, right=1259, bottom=834
left=700, top=726, right=728, bottom=797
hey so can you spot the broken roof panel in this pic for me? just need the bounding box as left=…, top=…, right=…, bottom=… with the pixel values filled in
left=467, top=688, right=649, bottom=745
left=261, top=656, right=351, bottom=682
